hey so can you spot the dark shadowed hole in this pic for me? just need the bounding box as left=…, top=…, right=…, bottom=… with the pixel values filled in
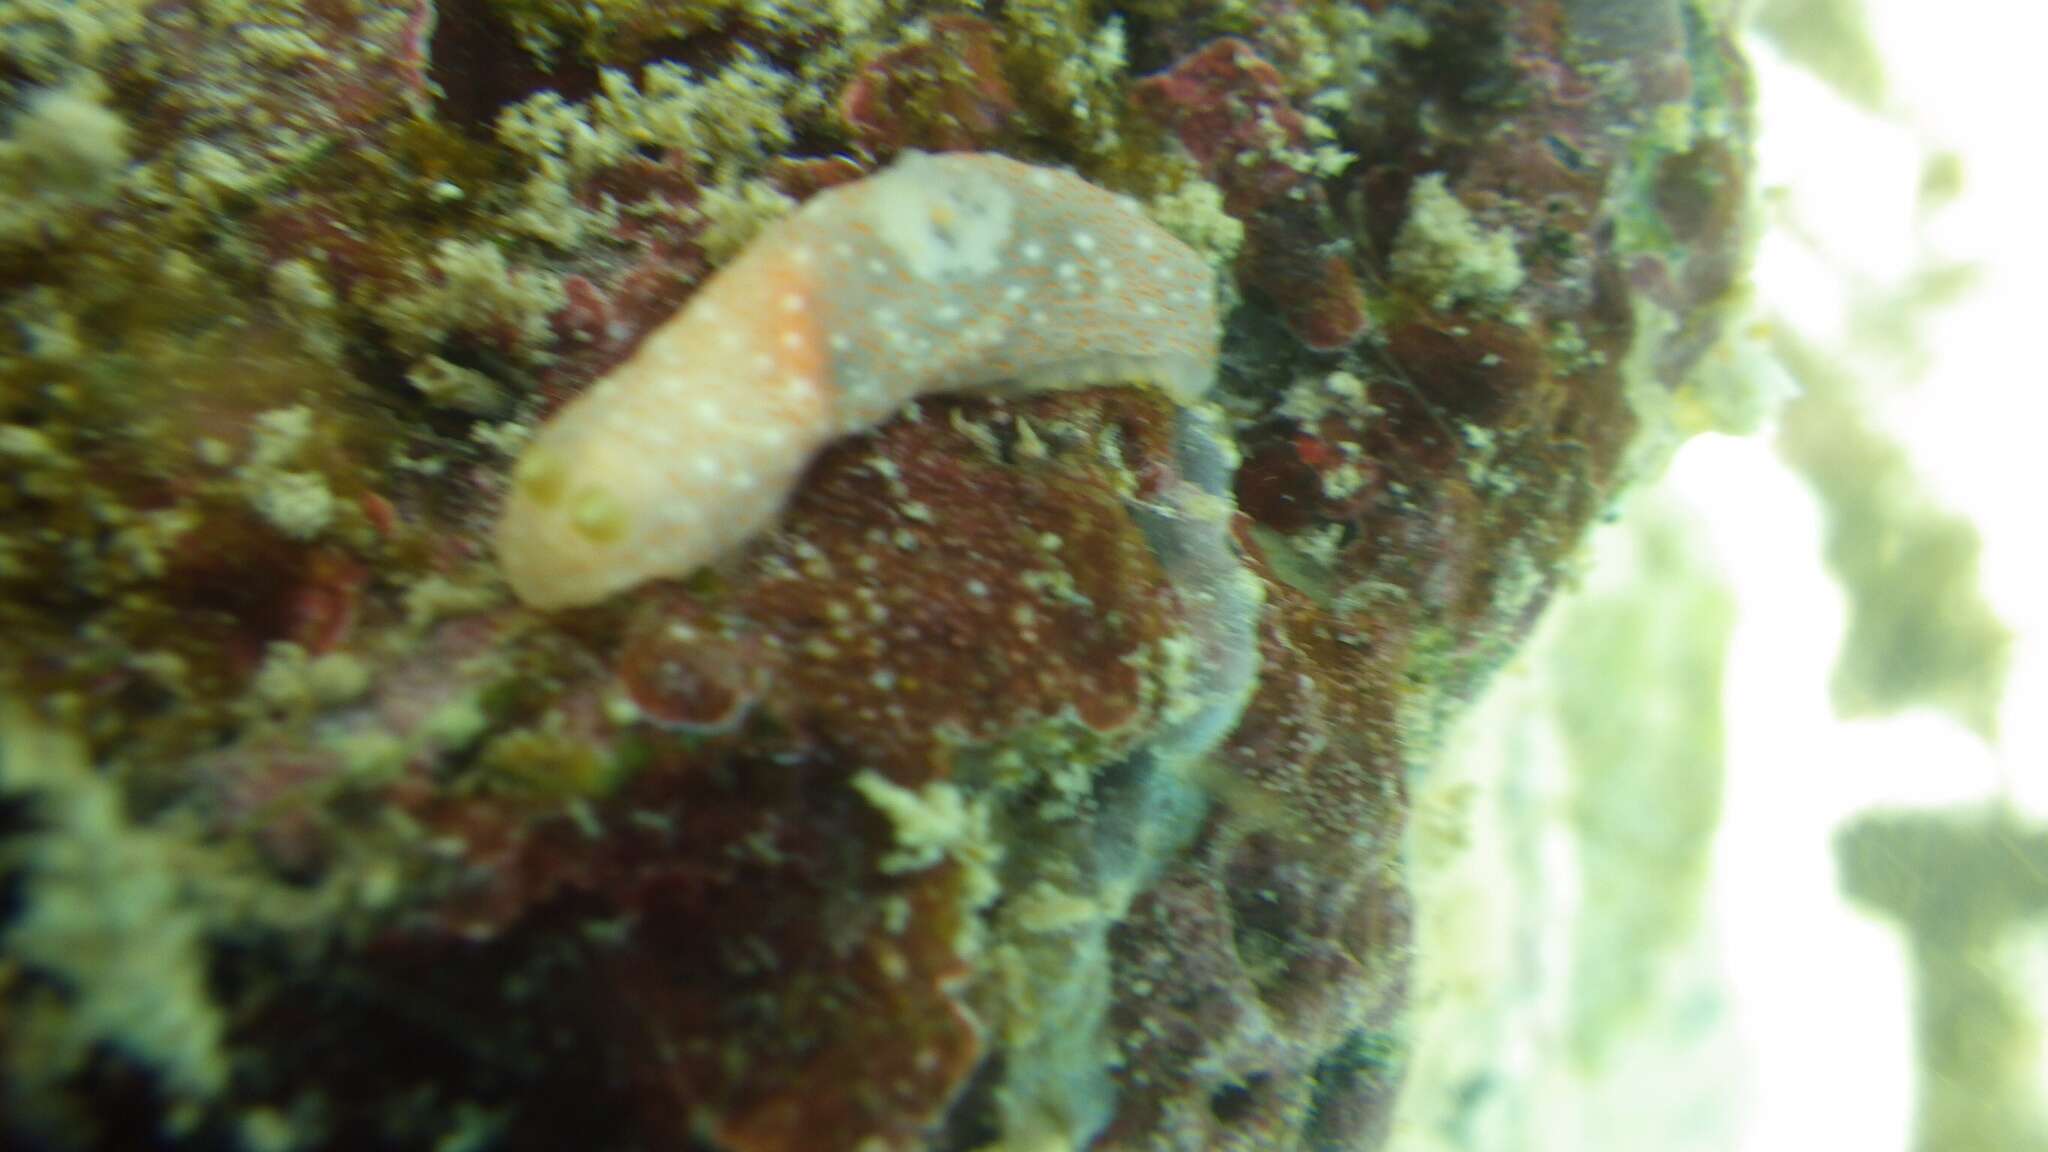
left=934, top=1055, right=1005, bottom=1151
left=0, top=796, right=29, bottom=927
left=428, top=0, right=600, bottom=133
left=1209, top=1071, right=1271, bottom=1125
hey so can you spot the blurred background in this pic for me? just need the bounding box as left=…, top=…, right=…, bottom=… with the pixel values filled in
left=1392, top=1, right=2048, bottom=1148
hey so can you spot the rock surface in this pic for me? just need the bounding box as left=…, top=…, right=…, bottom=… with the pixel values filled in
left=0, top=1, right=1757, bottom=1148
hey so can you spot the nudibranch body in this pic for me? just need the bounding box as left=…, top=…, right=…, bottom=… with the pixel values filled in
left=496, top=152, right=1222, bottom=609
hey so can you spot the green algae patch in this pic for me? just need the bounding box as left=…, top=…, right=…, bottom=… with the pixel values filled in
left=0, top=701, right=227, bottom=1127
left=1776, top=333, right=2012, bottom=741
left=1839, top=807, right=2048, bottom=1152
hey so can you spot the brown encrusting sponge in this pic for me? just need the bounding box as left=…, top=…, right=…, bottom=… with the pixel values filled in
left=0, top=1, right=1759, bottom=1149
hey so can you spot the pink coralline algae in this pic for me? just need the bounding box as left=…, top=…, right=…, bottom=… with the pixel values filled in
left=838, top=15, right=1017, bottom=154
left=497, top=151, right=1220, bottom=609
left=1135, top=38, right=1371, bottom=352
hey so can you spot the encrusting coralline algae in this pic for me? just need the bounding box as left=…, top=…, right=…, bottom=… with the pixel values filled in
left=497, top=151, right=1220, bottom=608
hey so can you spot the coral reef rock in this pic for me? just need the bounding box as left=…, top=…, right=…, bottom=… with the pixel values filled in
left=0, top=0, right=1756, bottom=1149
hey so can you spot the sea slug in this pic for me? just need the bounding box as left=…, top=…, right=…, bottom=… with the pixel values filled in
left=496, top=151, right=1222, bottom=609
